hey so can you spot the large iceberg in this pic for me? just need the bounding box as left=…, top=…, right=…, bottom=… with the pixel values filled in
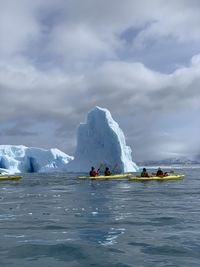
left=0, top=145, right=73, bottom=174
left=67, top=106, right=138, bottom=173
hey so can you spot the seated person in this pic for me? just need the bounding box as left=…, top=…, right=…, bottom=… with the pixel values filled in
left=140, top=168, right=149, bottom=177
left=89, top=166, right=99, bottom=177
left=156, top=167, right=164, bottom=176
left=104, top=167, right=112, bottom=176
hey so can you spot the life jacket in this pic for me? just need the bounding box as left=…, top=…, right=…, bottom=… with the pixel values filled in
left=90, top=169, right=98, bottom=177
left=141, top=171, right=149, bottom=177
left=104, top=170, right=111, bottom=176
left=156, top=170, right=164, bottom=176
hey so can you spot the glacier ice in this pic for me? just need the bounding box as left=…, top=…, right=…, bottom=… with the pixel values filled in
left=66, top=106, right=138, bottom=173
left=0, top=107, right=138, bottom=174
left=0, top=145, right=73, bottom=174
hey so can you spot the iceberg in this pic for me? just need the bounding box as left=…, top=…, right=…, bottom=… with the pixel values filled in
left=66, top=106, right=138, bottom=173
left=0, top=145, right=73, bottom=174
left=0, top=107, right=138, bottom=174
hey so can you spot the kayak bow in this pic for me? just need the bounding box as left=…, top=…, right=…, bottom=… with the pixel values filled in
left=0, top=175, right=22, bottom=181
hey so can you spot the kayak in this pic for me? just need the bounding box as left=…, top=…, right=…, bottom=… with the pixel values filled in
left=79, top=173, right=131, bottom=179
left=129, top=175, right=184, bottom=181
left=0, top=175, right=22, bottom=181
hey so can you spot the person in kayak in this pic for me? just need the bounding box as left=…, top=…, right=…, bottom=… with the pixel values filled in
left=89, top=166, right=99, bottom=177
left=156, top=167, right=164, bottom=176
left=140, top=168, right=149, bottom=177
left=104, top=167, right=112, bottom=176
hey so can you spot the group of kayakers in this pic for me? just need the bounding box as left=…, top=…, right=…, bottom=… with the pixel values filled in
left=89, top=166, right=112, bottom=177
left=141, top=167, right=168, bottom=177
left=89, top=166, right=168, bottom=178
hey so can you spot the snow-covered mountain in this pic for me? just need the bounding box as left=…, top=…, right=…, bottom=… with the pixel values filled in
left=66, top=106, right=138, bottom=173
left=138, top=156, right=200, bottom=166
left=0, top=145, right=73, bottom=174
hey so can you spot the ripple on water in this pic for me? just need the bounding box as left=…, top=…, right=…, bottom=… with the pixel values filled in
left=1, top=170, right=200, bottom=267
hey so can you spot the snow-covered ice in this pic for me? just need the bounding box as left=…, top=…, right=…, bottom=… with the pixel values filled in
left=0, top=145, right=73, bottom=174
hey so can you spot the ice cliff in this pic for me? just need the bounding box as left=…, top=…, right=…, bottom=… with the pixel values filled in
left=0, top=145, right=73, bottom=174
left=66, top=106, right=138, bottom=173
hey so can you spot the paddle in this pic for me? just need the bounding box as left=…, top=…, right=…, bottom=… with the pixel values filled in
left=97, top=163, right=119, bottom=175
left=97, top=163, right=105, bottom=174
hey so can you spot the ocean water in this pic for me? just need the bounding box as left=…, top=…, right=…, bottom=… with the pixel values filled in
left=0, top=167, right=200, bottom=267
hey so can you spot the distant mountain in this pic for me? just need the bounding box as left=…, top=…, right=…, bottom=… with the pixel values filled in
left=138, top=156, right=200, bottom=166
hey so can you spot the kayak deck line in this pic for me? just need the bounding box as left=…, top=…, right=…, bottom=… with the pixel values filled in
left=129, top=175, right=184, bottom=181
left=78, top=173, right=132, bottom=179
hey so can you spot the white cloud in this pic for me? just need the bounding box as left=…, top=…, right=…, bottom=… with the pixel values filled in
left=48, top=24, right=117, bottom=67
left=0, top=0, right=42, bottom=58
left=0, top=0, right=200, bottom=75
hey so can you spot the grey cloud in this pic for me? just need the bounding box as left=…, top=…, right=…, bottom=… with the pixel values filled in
left=1, top=0, right=200, bottom=160
left=0, top=57, right=200, bottom=132
left=2, top=0, right=200, bottom=70
left=0, top=123, right=38, bottom=137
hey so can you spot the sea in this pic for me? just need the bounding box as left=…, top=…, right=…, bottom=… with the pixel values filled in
left=0, top=166, right=200, bottom=267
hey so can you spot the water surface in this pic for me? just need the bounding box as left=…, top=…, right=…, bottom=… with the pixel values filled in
left=0, top=168, right=200, bottom=266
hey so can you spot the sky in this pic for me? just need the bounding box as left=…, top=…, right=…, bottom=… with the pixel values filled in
left=0, top=0, right=200, bottom=162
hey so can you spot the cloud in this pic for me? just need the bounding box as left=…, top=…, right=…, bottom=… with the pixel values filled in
left=1, top=56, right=199, bottom=122
left=0, top=122, right=38, bottom=137
left=0, top=0, right=41, bottom=58
left=0, top=55, right=200, bottom=157
left=0, top=0, right=200, bottom=160
left=2, top=1, right=200, bottom=68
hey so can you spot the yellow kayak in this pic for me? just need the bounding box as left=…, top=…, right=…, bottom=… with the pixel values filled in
left=129, top=175, right=184, bottom=181
left=79, top=173, right=131, bottom=179
left=0, top=175, right=22, bottom=181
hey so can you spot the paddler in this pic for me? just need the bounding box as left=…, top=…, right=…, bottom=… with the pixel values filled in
left=104, top=167, right=112, bottom=176
left=89, top=166, right=99, bottom=177
left=140, top=168, right=149, bottom=177
left=156, top=167, right=164, bottom=176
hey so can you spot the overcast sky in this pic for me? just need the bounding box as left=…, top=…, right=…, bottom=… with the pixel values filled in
left=0, top=0, right=200, bottom=161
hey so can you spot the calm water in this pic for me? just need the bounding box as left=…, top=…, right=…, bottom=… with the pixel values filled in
left=0, top=167, right=200, bottom=267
